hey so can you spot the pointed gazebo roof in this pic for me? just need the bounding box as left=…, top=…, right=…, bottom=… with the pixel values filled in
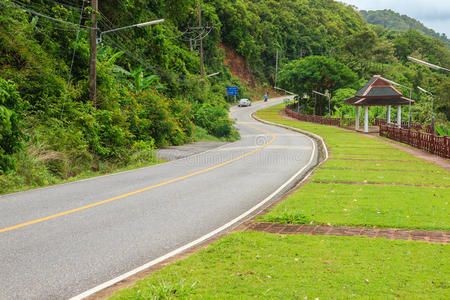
left=344, top=75, right=414, bottom=106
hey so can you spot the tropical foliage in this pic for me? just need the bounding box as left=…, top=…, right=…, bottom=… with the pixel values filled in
left=0, top=0, right=448, bottom=191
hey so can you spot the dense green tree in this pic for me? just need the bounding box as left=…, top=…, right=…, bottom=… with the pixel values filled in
left=340, top=29, right=378, bottom=77
left=278, top=56, right=358, bottom=115
left=330, top=88, right=357, bottom=117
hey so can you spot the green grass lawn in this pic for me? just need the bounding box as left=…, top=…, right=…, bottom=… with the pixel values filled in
left=322, top=159, right=446, bottom=172
left=0, top=157, right=165, bottom=195
left=261, top=184, right=450, bottom=230
left=311, top=168, right=449, bottom=186
left=256, top=104, right=450, bottom=230
left=111, top=232, right=450, bottom=299
left=110, top=105, right=449, bottom=299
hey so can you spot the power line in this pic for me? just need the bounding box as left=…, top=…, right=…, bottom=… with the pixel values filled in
left=95, top=10, right=193, bottom=83
left=95, top=11, right=187, bottom=80
left=44, top=0, right=84, bottom=11
left=3, top=0, right=93, bottom=29
left=11, top=0, right=90, bottom=20
left=165, top=29, right=189, bottom=40
left=101, top=24, right=203, bottom=85
left=33, top=24, right=60, bottom=44
left=103, top=35, right=160, bottom=75
left=61, top=0, right=86, bottom=119
left=103, top=33, right=189, bottom=83
left=33, top=15, right=89, bottom=31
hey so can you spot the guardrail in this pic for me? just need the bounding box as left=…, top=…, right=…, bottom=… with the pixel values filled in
left=380, top=125, right=450, bottom=158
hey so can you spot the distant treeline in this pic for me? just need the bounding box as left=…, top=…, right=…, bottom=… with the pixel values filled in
left=360, top=9, right=450, bottom=46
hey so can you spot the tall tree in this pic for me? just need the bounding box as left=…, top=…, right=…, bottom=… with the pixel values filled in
left=278, top=56, right=358, bottom=115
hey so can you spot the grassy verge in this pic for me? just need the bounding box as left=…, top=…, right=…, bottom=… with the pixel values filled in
left=0, top=155, right=165, bottom=195
left=111, top=232, right=449, bottom=299
left=262, top=184, right=449, bottom=230
left=256, top=104, right=450, bottom=230
left=192, top=125, right=236, bottom=142
left=1, top=125, right=237, bottom=195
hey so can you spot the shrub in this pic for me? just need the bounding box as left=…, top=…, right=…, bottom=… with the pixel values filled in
left=0, top=78, right=26, bottom=173
left=193, top=103, right=237, bottom=139
left=124, top=89, right=193, bottom=147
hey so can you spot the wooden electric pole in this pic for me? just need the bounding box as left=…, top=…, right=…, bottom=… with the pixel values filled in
left=89, top=0, right=98, bottom=107
left=198, top=4, right=204, bottom=80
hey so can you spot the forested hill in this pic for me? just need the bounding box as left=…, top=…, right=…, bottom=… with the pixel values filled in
left=1, top=0, right=449, bottom=193
left=360, top=9, right=450, bottom=45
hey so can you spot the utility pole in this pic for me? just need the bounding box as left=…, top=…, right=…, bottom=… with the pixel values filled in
left=313, top=90, right=317, bottom=115
left=313, top=90, right=331, bottom=116
left=274, top=49, right=279, bottom=88
left=198, top=5, right=205, bottom=80
left=89, top=0, right=98, bottom=107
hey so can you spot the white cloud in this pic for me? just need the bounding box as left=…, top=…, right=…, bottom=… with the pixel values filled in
left=339, top=0, right=450, bottom=36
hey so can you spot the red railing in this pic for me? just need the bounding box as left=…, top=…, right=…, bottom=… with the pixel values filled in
left=375, top=118, right=433, bottom=134
left=285, top=106, right=341, bottom=127
left=285, top=106, right=449, bottom=158
left=380, top=125, right=450, bottom=158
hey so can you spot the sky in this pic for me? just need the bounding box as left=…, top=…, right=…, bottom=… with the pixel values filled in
left=339, top=0, right=450, bottom=37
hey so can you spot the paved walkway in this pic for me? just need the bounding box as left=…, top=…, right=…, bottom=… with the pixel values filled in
left=245, top=222, right=449, bottom=244
left=156, top=141, right=227, bottom=161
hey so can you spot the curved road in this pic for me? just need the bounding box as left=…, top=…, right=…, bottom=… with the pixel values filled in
left=0, top=98, right=318, bottom=299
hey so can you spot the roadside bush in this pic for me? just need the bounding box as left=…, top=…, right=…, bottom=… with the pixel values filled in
left=124, top=89, right=193, bottom=147
left=0, top=78, right=27, bottom=173
left=94, top=110, right=131, bottom=159
left=33, top=122, right=90, bottom=178
left=193, top=103, right=237, bottom=139
left=129, top=140, right=157, bottom=165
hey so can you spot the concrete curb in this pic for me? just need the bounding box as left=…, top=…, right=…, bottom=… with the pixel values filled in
left=252, top=112, right=329, bottom=165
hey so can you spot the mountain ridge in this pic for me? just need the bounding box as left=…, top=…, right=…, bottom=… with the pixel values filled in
left=360, top=9, right=449, bottom=45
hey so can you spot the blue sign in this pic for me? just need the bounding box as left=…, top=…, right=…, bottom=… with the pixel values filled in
left=226, top=86, right=238, bottom=96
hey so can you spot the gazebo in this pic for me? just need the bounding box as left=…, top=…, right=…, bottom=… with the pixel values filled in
left=344, top=75, right=415, bottom=132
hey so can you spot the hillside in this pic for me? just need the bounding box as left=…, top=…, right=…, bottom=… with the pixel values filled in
left=360, top=9, right=450, bottom=45
left=1, top=0, right=449, bottom=192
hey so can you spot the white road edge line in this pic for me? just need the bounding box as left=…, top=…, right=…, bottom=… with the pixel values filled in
left=70, top=102, right=322, bottom=300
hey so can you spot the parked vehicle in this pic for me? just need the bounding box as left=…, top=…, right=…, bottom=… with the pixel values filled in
left=238, top=98, right=251, bottom=107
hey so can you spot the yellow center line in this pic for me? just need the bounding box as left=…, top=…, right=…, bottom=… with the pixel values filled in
left=0, top=123, right=275, bottom=233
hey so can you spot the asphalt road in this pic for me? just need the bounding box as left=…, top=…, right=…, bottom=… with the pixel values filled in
left=0, top=98, right=318, bottom=299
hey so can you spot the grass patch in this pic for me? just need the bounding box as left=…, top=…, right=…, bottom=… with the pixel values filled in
left=256, top=104, right=450, bottom=230
left=260, top=184, right=450, bottom=230
left=111, top=232, right=450, bottom=299
left=263, top=211, right=311, bottom=224
left=192, top=125, right=228, bottom=142
left=0, top=155, right=165, bottom=195
left=312, top=168, right=449, bottom=186
left=322, top=159, right=446, bottom=172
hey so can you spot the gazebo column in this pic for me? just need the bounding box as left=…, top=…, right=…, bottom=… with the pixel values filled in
left=387, top=105, right=391, bottom=124
left=364, top=106, right=369, bottom=132
left=397, top=106, right=402, bottom=128
left=355, top=106, right=360, bottom=130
